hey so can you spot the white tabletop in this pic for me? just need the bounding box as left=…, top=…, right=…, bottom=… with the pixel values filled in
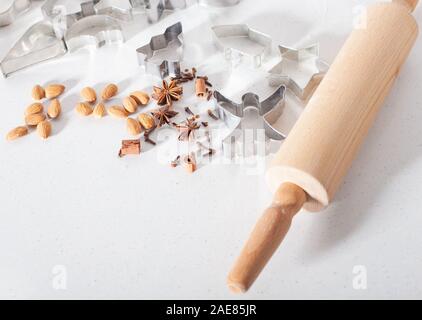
left=1, top=0, right=421, bottom=299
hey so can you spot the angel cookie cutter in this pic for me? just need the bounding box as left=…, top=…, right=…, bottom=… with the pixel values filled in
left=214, top=86, right=287, bottom=159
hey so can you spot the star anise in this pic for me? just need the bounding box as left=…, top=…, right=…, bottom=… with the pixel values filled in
left=152, top=80, right=183, bottom=106
left=175, top=117, right=201, bottom=141
left=151, top=106, right=179, bottom=127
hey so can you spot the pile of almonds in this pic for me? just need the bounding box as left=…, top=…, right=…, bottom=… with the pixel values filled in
left=6, top=84, right=65, bottom=141
left=75, top=83, right=153, bottom=136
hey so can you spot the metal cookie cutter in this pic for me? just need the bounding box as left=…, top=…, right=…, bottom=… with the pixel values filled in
left=42, top=0, right=187, bottom=30
left=199, top=0, right=240, bottom=6
left=65, top=15, right=124, bottom=52
left=0, top=20, right=67, bottom=77
left=214, top=85, right=286, bottom=159
left=0, top=0, right=34, bottom=27
left=136, top=22, right=183, bottom=79
left=268, top=44, right=329, bottom=101
left=141, top=0, right=187, bottom=23
left=211, top=24, right=271, bottom=68
left=0, top=0, right=187, bottom=77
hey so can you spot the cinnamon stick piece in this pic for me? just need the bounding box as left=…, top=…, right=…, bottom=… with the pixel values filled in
left=195, top=78, right=207, bottom=98
left=118, top=139, right=141, bottom=157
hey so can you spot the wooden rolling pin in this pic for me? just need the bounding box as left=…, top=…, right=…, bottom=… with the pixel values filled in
left=227, top=0, right=419, bottom=293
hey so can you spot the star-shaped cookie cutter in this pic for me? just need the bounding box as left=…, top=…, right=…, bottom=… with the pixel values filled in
left=214, top=85, right=286, bottom=159
left=0, top=0, right=34, bottom=27
left=136, top=22, right=184, bottom=79
left=211, top=24, right=272, bottom=68
left=268, top=44, right=329, bottom=101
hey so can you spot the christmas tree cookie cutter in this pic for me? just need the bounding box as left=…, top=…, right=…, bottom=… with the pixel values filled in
left=136, top=22, right=184, bottom=79
left=214, top=85, right=287, bottom=159
left=0, top=0, right=34, bottom=27
left=268, top=44, right=330, bottom=101
left=211, top=24, right=272, bottom=68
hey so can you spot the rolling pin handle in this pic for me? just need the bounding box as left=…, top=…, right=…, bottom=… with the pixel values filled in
left=227, top=183, right=307, bottom=293
left=393, top=0, right=419, bottom=12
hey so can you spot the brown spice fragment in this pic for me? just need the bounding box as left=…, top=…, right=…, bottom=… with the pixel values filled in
left=144, top=127, right=156, bottom=146
left=197, top=141, right=215, bottom=157
left=195, top=78, right=207, bottom=98
left=170, top=155, right=181, bottom=168
left=171, top=67, right=197, bottom=84
left=207, top=90, right=213, bottom=101
left=144, top=136, right=156, bottom=146
left=118, top=139, right=141, bottom=157
left=183, top=153, right=197, bottom=173
left=207, top=109, right=219, bottom=120
left=184, top=106, right=194, bottom=116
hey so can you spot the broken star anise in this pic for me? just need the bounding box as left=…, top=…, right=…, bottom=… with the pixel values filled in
left=151, top=106, right=179, bottom=127
left=152, top=80, right=183, bottom=106
left=175, top=117, right=201, bottom=141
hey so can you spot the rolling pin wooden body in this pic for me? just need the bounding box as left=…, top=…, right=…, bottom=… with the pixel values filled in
left=228, top=0, right=419, bottom=293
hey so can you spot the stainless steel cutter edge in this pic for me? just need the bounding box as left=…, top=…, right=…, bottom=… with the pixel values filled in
left=136, top=22, right=184, bottom=79
left=0, top=20, right=67, bottom=77
left=1, top=0, right=187, bottom=77
left=198, top=0, right=240, bottom=6
left=268, top=44, right=330, bottom=101
left=0, top=0, right=33, bottom=27
left=214, top=85, right=287, bottom=158
left=211, top=24, right=272, bottom=68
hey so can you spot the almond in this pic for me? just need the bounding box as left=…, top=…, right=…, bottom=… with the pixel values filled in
left=25, top=103, right=44, bottom=116
left=108, top=106, right=128, bottom=119
left=138, top=113, right=155, bottom=130
left=6, top=126, right=28, bottom=141
left=37, top=120, right=52, bottom=139
left=81, top=86, right=97, bottom=103
left=127, top=118, right=142, bottom=136
left=45, top=84, right=65, bottom=99
left=123, top=96, right=138, bottom=114
left=130, top=91, right=150, bottom=106
left=75, top=102, right=93, bottom=116
left=47, top=99, right=61, bottom=119
left=101, top=83, right=118, bottom=101
left=93, top=102, right=106, bottom=118
left=31, top=85, right=45, bottom=100
left=25, top=113, right=46, bottom=126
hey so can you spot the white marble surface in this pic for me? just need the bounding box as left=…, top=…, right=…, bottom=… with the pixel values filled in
left=0, top=0, right=421, bottom=299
